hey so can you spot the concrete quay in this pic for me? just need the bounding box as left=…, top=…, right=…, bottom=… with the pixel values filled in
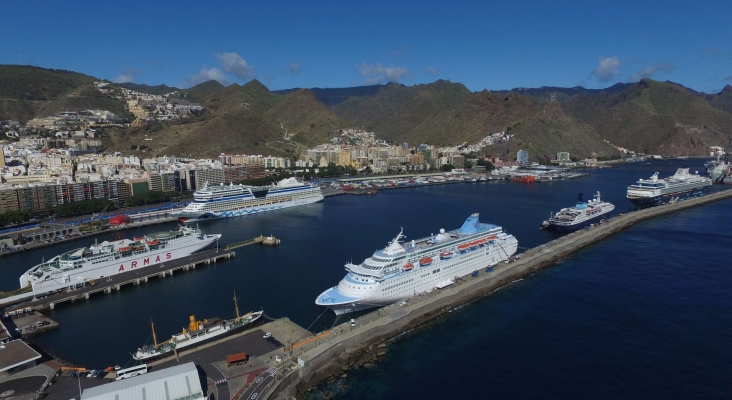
left=0, top=249, right=235, bottom=310
left=264, top=189, right=732, bottom=400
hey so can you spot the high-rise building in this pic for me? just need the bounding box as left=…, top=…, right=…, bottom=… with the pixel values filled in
left=516, top=150, right=529, bottom=165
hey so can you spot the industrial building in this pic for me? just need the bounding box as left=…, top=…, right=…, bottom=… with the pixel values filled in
left=0, top=340, right=42, bottom=377
left=80, top=362, right=205, bottom=400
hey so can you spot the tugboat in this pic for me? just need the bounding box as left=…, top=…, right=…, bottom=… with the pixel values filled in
left=542, top=192, right=615, bottom=232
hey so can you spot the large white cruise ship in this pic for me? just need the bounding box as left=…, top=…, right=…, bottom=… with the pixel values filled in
left=626, top=168, right=711, bottom=208
left=541, top=192, right=615, bottom=232
left=316, top=213, right=518, bottom=315
left=173, top=177, right=323, bottom=222
left=19, top=226, right=221, bottom=295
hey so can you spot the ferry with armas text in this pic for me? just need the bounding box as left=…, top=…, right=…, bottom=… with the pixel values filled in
left=315, top=213, right=518, bottom=315
left=541, top=192, right=614, bottom=232
left=626, top=168, right=711, bottom=208
left=133, top=293, right=262, bottom=361
left=173, top=177, right=323, bottom=222
left=19, top=226, right=220, bottom=295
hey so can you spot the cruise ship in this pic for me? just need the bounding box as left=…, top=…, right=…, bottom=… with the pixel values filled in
left=133, top=294, right=262, bottom=361
left=19, top=226, right=221, bottom=294
left=173, top=177, right=323, bottom=222
left=315, top=213, right=518, bottom=315
left=626, top=168, right=712, bottom=208
left=541, top=192, right=614, bottom=232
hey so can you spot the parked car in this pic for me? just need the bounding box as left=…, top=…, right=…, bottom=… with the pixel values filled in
left=350, top=319, right=356, bottom=327
left=263, top=332, right=272, bottom=339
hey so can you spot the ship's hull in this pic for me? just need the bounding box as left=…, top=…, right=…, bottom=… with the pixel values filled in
left=317, top=236, right=518, bottom=315
left=21, top=237, right=218, bottom=294
left=175, top=195, right=323, bottom=222
left=134, top=312, right=263, bottom=361
left=628, top=185, right=710, bottom=208
left=544, top=212, right=610, bottom=233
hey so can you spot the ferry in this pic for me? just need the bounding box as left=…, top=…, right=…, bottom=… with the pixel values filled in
left=133, top=293, right=262, bottom=361
left=541, top=192, right=615, bottom=232
left=705, top=155, right=732, bottom=184
left=626, top=168, right=711, bottom=208
left=172, top=178, right=323, bottom=222
left=315, top=213, right=518, bottom=315
left=19, top=226, right=220, bottom=295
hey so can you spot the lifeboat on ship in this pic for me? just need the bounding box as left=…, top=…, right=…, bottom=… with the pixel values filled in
left=119, top=246, right=132, bottom=253
left=419, top=257, right=433, bottom=267
left=134, top=246, right=145, bottom=251
left=475, top=238, right=487, bottom=247
left=133, top=236, right=145, bottom=242
left=486, top=235, right=498, bottom=242
left=147, top=239, right=160, bottom=248
left=403, top=263, right=414, bottom=271
left=469, top=241, right=479, bottom=250
left=457, top=243, right=470, bottom=253
left=440, top=251, right=454, bottom=260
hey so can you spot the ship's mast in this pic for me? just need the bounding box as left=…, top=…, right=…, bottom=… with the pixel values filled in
left=233, top=291, right=240, bottom=319
left=151, top=320, right=159, bottom=348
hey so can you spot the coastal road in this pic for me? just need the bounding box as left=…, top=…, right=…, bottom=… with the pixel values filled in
left=237, top=368, right=277, bottom=400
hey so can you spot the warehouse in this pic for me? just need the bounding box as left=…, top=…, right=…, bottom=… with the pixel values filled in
left=81, top=362, right=205, bottom=400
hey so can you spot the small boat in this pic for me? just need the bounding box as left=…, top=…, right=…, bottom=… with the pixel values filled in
left=419, top=257, right=433, bottom=267
left=119, top=246, right=132, bottom=252
left=403, top=263, right=414, bottom=271
left=133, top=237, right=145, bottom=241
left=469, top=242, right=479, bottom=250
left=476, top=238, right=487, bottom=247
left=147, top=240, right=160, bottom=246
left=511, top=175, right=535, bottom=183
left=440, top=251, right=454, bottom=260
left=457, top=243, right=470, bottom=253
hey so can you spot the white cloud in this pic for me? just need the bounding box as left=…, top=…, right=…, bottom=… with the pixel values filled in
left=113, top=67, right=142, bottom=83
left=216, top=52, right=253, bottom=79
left=114, top=74, right=135, bottom=83
left=187, top=67, right=230, bottom=86
left=287, top=62, right=302, bottom=74
left=627, top=63, right=673, bottom=82
left=423, top=66, right=438, bottom=76
left=357, top=63, right=410, bottom=84
left=592, top=56, right=620, bottom=82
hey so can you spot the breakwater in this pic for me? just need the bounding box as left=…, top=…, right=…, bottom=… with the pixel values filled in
left=265, top=189, right=732, bottom=400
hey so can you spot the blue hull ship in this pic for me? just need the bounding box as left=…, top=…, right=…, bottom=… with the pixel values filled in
left=542, top=192, right=614, bottom=232
left=626, top=168, right=711, bottom=209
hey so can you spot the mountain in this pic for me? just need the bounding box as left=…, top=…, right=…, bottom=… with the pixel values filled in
left=564, top=79, right=732, bottom=155
left=102, top=80, right=347, bottom=157
left=274, top=84, right=392, bottom=107
left=709, top=85, right=732, bottom=114
left=0, top=65, right=97, bottom=122
left=117, top=82, right=180, bottom=95
left=182, top=80, right=224, bottom=102
left=36, top=84, right=133, bottom=120
left=495, top=82, right=634, bottom=102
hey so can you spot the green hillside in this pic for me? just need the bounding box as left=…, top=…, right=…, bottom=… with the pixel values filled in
left=0, top=65, right=96, bottom=101
left=710, top=85, right=732, bottom=114
left=117, top=82, right=180, bottom=95
left=36, top=84, right=133, bottom=120
left=182, top=80, right=225, bottom=102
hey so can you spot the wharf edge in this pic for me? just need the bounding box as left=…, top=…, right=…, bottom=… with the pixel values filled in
left=263, top=188, right=732, bottom=400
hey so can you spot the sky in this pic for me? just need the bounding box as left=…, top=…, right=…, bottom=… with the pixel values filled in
left=1, top=0, right=730, bottom=93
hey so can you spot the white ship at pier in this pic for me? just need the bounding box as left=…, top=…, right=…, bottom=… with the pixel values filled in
left=316, top=213, right=518, bottom=315
left=19, top=226, right=220, bottom=295
left=173, top=177, right=323, bottom=222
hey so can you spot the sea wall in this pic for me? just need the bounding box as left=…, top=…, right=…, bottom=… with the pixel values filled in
left=266, top=189, right=732, bottom=400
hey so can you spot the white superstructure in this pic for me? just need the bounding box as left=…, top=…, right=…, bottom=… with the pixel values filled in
left=173, top=177, right=323, bottom=222
left=19, top=226, right=221, bottom=294
left=626, top=168, right=711, bottom=208
left=316, top=213, right=518, bottom=315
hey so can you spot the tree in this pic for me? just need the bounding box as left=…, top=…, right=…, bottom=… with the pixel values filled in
left=464, top=160, right=473, bottom=169
left=441, top=164, right=455, bottom=172
left=130, top=145, right=138, bottom=150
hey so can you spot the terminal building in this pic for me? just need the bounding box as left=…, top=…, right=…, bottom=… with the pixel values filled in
left=0, top=340, right=42, bottom=377
left=81, top=362, right=205, bottom=400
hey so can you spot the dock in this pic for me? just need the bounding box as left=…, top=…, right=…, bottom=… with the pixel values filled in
left=225, top=235, right=280, bottom=250
left=2, top=249, right=235, bottom=310
left=264, top=189, right=732, bottom=400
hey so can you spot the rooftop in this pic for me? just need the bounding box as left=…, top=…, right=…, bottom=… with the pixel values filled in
left=0, top=340, right=42, bottom=372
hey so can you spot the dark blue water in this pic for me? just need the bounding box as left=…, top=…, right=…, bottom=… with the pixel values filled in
left=2, top=160, right=730, bottom=397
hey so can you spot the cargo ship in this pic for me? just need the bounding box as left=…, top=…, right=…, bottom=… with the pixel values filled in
left=315, top=213, right=518, bottom=315
left=172, top=178, right=323, bottom=222
left=541, top=192, right=614, bottom=232
left=133, top=293, right=263, bottom=361
left=19, top=226, right=221, bottom=295
left=626, top=168, right=711, bottom=208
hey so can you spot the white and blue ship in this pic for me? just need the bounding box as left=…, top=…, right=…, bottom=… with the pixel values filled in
left=173, top=177, right=323, bottom=222
left=316, top=213, right=518, bottom=315
left=541, top=192, right=614, bottom=232
left=626, top=168, right=711, bottom=208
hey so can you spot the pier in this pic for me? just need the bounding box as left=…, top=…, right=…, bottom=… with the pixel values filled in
left=225, top=235, right=280, bottom=250
left=264, top=189, right=732, bottom=400
left=1, top=249, right=236, bottom=310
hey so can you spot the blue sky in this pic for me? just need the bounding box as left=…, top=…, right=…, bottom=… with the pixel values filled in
left=1, top=0, right=730, bottom=93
